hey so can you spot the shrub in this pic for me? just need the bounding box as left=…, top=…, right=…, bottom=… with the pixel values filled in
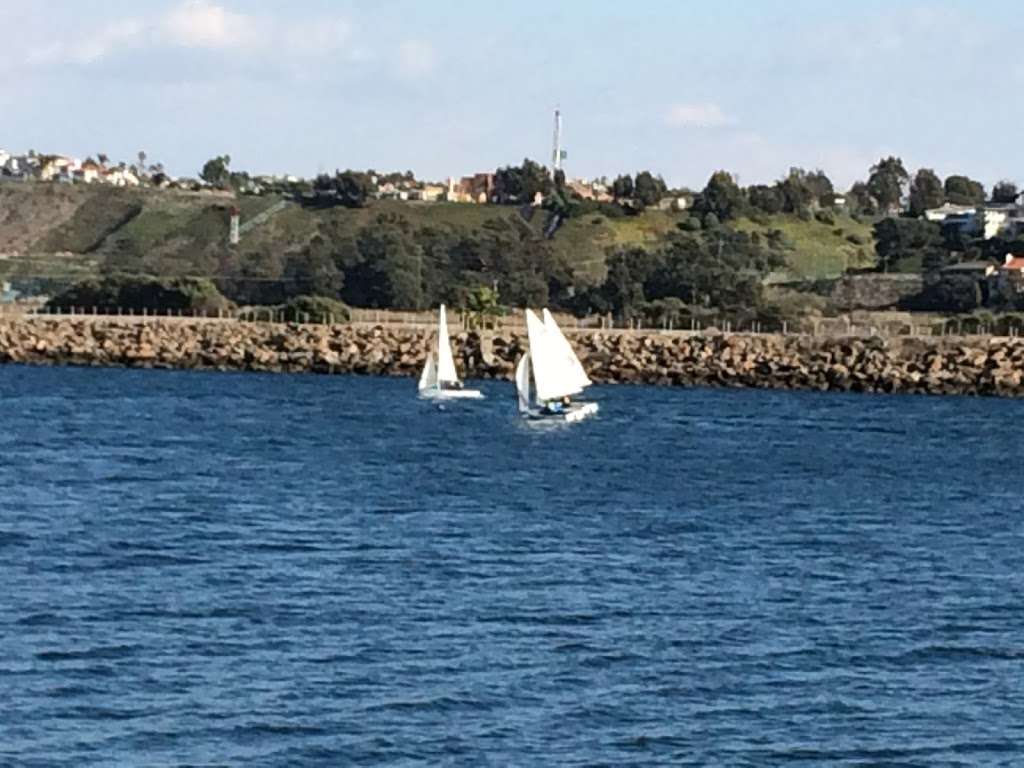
left=46, top=275, right=232, bottom=313
left=281, top=295, right=351, bottom=323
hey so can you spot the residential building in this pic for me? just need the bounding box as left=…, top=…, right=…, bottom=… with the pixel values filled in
left=998, top=254, right=1024, bottom=293
left=940, top=261, right=997, bottom=279
left=408, top=184, right=445, bottom=202
left=566, top=178, right=614, bottom=203
left=979, top=206, right=1012, bottom=240
left=105, top=167, right=140, bottom=187
left=38, top=155, right=78, bottom=182
left=924, top=203, right=977, bottom=222
left=75, top=160, right=104, bottom=184
left=657, top=196, right=689, bottom=212
left=446, top=173, right=494, bottom=203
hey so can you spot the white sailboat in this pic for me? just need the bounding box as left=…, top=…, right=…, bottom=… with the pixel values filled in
left=515, top=308, right=598, bottom=422
left=418, top=305, right=484, bottom=400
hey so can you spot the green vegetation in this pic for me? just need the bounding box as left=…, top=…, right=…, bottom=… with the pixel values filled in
left=6, top=147, right=1024, bottom=318
left=45, top=274, right=231, bottom=313
left=279, top=295, right=351, bottom=323
left=733, top=214, right=875, bottom=278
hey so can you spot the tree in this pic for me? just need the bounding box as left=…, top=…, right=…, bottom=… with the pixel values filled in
left=634, top=171, right=667, bottom=207
left=873, top=217, right=943, bottom=273
left=777, top=168, right=815, bottom=213
left=992, top=180, right=1019, bottom=204
left=944, top=175, right=985, bottom=206
left=97, top=153, right=109, bottom=167
left=283, top=234, right=344, bottom=298
left=695, top=171, right=745, bottom=220
left=200, top=154, right=232, bottom=188
left=805, top=169, right=834, bottom=207
left=747, top=184, right=784, bottom=214
left=345, top=214, right=425, bottom=309
left=465, top=285, right=502, bottom=329
left=611, top=174, right=634, bottom=200
left=137, top=150, right=147, bottom=174
left=847, top=182, right=875, bottom=215
left=908, top=168, right=945, bottom=217
left=867, top=156, right=909, bottom=213
left=311, top=170, right=375, bottom=208
left=494, top=158, right=550, bottom=204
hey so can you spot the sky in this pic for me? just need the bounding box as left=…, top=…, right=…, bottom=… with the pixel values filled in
left=2, top=0, right=1022, bottom=190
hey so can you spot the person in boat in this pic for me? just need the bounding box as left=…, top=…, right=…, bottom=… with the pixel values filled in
left=542, top=398, right=564, bottom=415
left=440, top=380, right=463, bottom=391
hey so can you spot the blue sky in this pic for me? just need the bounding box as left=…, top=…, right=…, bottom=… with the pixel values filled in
left=2, top=0, right=1022, bottom=189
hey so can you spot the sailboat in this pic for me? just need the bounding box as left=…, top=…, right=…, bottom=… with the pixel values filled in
left=515, top=308, right=599, bottom=422
left=418, top=305, right=484, bottom=400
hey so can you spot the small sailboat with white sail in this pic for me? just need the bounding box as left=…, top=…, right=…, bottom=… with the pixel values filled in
left=418, top=305, right=484, bottom=400
left=515, top=308, right=598, bottom=422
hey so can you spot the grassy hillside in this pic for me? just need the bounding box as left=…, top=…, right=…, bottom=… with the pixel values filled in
left=733, top=213, right=876, bottom=279
left=0, top=183, right=878, bottom=296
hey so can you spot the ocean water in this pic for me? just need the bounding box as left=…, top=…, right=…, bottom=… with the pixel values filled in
left=3, top=365, right=1024, bottom=766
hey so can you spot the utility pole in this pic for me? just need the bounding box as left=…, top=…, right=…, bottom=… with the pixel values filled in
left=551, top=107, right=563, bottom=178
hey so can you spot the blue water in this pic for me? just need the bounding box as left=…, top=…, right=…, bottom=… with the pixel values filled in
left=3, top=366, right=1024, bottom=766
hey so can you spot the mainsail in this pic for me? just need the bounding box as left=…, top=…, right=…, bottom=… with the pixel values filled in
left=436, top=304, right=459, bottom=385
left=542, top=308, right=592, bottom=392
left=525, top=308, right=583, bottom=402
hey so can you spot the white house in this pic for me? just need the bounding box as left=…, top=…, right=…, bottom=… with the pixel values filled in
left=105, top=167, right=140, bottom=187
left=75, top=160, right=104, bottom=184
left=38, top=155, right=78, bottom=181
left=924, top=203, right=977, bottom=222
left=979, top=207, right=1011, bottom=240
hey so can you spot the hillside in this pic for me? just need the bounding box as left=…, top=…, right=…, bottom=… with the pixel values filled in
left=733, top=213, right=876, bottom=279
left=0, top=182, right=877, bottom=312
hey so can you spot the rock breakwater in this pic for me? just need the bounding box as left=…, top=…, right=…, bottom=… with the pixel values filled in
left=2, top=317, right=1023, bottom=397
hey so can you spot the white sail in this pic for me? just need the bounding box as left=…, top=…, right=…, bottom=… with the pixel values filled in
left=542, top=308, right=591, bottom=392
left=525, top=308, right=582, bottom=402
left=418, top=355, right=437, bottom=392
left=436, top=304, right=459, bottom=384
left=515, top=353, right=531, bottom=413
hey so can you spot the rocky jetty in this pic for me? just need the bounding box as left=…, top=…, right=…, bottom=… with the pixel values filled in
left=2, top=317, right=1024, bottom=397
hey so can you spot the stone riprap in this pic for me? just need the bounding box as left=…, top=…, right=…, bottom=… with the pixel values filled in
left=2, top=317, right=1023, bottom=397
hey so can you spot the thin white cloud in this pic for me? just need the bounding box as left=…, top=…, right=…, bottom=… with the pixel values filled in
left=665, top=103, right=733, bottom=129
left=17, top=1, right=354, bottom=68
left=26, top=18, right=146, bottom=66
left=396, top=40, right=437, bottom=79
left=161, top=0, right=258, bottom=50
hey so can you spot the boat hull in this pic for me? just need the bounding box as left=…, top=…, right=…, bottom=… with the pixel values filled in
left=523, top=401, right=599, bottom=422
left=419, top=388, right=485, bottom=400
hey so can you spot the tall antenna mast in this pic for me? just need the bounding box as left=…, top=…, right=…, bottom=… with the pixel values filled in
left=551, top=107, right=562, bottom=177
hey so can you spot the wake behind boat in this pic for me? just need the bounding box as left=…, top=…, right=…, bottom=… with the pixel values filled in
left=515, top=308, right=599, bottom=422
left=418, top=305, right=484, bottom=400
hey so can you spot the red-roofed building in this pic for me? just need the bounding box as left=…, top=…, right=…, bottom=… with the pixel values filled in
left=998, top=253, right=1024, bottom=293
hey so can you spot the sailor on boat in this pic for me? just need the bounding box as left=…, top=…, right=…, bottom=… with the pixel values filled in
left=516, top=308, right=598, bottom=422
left=418, top=305, right=484, bottom=400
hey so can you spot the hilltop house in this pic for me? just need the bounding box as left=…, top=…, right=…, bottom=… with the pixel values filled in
left=38, top=155, right=78, bottom=181
left=998, top=254, right=1024, bottom=294
left=446, top=173, right=494, bottom=203
left=74, top=160, right=105, bottom=184
left=105, top=167, right=140, bottom=187
left=925, top=203, right=976, bottom=222
left=408, top=184, right=445, bottom=202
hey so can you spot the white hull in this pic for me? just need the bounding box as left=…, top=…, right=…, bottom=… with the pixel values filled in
left=419, top=388, right=485, bottom=400
left=524, top=401, right=599, bottom=422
